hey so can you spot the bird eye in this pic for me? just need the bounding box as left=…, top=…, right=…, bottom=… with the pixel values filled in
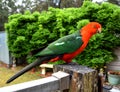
left=93, top=25, right=97, bottom=29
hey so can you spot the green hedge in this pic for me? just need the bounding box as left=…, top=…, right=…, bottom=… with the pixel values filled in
left=5, top=1, right=120, bottom=68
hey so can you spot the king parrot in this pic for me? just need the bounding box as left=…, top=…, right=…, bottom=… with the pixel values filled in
left=6, top=22, right=102, bottom=83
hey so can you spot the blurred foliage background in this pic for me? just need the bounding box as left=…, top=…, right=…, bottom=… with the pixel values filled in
left=1, top=0, right=120, bottom=31
left=2, top=0, right=120, bottom=68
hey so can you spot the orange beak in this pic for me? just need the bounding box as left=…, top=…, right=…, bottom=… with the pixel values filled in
left=97, top=28, right=102, bottom=33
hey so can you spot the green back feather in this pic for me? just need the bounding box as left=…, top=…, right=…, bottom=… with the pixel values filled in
left=36, top=31, right=83, bottom=56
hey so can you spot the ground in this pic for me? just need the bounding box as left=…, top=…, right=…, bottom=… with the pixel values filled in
left=0, top=62, right=41, bottom=87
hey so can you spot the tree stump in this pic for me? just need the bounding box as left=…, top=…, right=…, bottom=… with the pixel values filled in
left=53, top=64, right=98, bottom=92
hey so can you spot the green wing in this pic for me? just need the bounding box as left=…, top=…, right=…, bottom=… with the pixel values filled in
left=36, top=31, right=83, bottom=56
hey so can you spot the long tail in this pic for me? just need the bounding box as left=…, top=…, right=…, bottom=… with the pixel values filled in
left=6, top=56, right=51, bottom=83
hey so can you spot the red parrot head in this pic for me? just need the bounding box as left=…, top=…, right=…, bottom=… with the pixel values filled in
left=82, top=22, right=102, bottom=35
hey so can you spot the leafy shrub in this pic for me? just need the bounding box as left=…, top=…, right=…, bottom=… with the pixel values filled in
left=5, top=1, right=120, bottom=68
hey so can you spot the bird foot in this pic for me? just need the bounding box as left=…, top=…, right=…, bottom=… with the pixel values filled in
left=67, top=62, right=79, bottom=65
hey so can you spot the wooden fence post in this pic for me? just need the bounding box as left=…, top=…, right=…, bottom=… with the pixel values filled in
left=54, top=64, right=98, bottom=92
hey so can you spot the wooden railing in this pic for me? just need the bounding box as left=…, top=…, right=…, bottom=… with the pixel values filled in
left=0, top=64, right=98, bottom=92
left=0, top=71, right=69, bottom=92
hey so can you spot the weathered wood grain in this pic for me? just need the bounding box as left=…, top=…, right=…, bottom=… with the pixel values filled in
left=54, top=64, right=98, bottom=92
